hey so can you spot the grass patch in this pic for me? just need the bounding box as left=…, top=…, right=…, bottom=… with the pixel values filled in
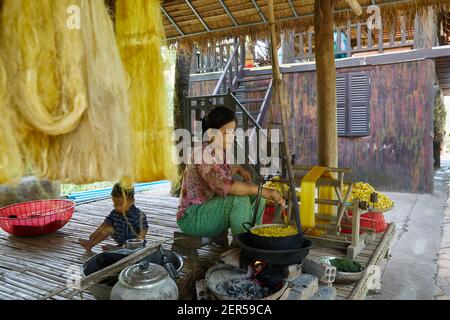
left=61, top=181, right=114, bottom=196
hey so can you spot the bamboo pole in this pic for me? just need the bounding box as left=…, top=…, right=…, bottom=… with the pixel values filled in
left=267, top=0, right=302, bottom=233
left=344, top=0, right=363, bottom=16
left=314, top=0, right=338, bottom=167
left=349, top=223, right=396, bottom=300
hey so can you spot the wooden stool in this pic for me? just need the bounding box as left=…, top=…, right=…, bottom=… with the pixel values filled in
left=172, top=231, right=229, bottom=257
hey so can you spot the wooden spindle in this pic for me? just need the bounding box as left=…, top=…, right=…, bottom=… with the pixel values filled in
left=401, top=17, right=407, bottom=44
left=378, top=20, right=383, bottom=53
left=389, top=26, right=395, bottom=47
left=299, top=33, right=304, bottom=60
left=220, top=44, right=224, bottom=70
left=368, top=23, right=372, bottom=48
left=336, top=27, right=342, bottom=53
left=346, top=21, right=352, bottom=57
left=308, top=31, right=313, bottom=58
left=289, top=32, right=295, bottom=63
left=357, top=22, right=362, bottom=49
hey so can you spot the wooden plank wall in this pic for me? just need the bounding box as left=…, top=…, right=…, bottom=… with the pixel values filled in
left=189, top=59, right=436, bottom=193
left=283, top=59, right=435, bottom=193
left=189, top=79, right=217, bottom=96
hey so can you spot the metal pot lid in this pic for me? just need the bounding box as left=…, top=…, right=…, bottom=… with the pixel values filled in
left=119, top=262, right=169, bottom=289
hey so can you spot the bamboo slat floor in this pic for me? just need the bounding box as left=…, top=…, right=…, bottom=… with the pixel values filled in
left=0, top=182, right=226, bottom=300
left=0, top=182, right=395, bottom=300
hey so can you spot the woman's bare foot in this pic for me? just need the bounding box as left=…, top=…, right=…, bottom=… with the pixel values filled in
left=78, top=238, right=93, bottom=252
left=101, top=244, right=119, bottom=251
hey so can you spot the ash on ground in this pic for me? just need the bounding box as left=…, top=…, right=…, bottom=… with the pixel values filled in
left=216, top=278, right=268, bottom=299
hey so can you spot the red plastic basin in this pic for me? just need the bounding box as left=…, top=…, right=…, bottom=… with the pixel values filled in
left=0, top=199, right=75, bottom=236
left=341, top=211, right=387, bottom=234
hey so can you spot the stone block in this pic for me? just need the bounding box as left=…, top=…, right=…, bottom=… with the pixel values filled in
left=310, top=286, right=337, bottom=300
left=283, top=263, right=303, bottom=281
left=302, top=257, right=336, bottom=285
left=280, top=274, right=319, bottom=300
left=219, top=248, right=241, bottom=268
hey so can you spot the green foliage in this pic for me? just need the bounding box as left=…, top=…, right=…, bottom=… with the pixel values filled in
left=434, top=91, right=446, bottom=144
left=61, top=181, right=114, bottom=196
left=330, top=258, right=362, bottom=272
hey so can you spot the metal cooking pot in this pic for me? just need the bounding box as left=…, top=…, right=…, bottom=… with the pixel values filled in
left=236, top=232, right=313, bottom=266
left=82, top=248, right=183, bottom=300
left=242, top=222, right=304, bottom=251
left=110, top=262, right=179, bottom=300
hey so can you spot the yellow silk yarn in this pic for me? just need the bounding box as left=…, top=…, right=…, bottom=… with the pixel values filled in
left=0, top=58, right=23, bottom=184
left=116, top=0, right=176, bottom=183
left=0, top=0, right=131, bottom=184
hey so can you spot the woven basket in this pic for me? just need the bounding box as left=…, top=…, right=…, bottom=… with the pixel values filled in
left=334, top=268, right=366, bottom=284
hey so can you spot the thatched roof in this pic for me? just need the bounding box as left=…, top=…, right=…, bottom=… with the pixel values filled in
left=161, top=0, right=449, bottom=44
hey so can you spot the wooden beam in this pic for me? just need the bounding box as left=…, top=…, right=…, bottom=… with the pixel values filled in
left=345, top=0, right=363, bottom=16
left=218, top=0, right=238, bottom=27
left=314, top=0, right=338, bottom=167
left=252, top=0, right=267, bottom=23
left=185, top=0, right=210, bottom=32
left=161, top=5, right=184, bottom=36
left=287, top=0, right=299, bottom=18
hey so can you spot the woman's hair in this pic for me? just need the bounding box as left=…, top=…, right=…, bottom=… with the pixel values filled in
left=202, top=106, right=236, bottom=134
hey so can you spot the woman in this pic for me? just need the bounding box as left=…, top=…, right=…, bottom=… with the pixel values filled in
left=177, top=106, right=285, bottom=238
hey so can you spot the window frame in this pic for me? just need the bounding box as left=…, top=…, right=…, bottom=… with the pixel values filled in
left=336, top=71, right=371, bottom=137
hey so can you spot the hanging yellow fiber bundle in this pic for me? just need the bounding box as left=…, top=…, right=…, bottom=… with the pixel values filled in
left=116, top=0, right=176, bottom=183
left=0, top=0, right=131, bottom=184
left=0, top=58, right=23, bottom=184
left=54, top=0, right=132, bottom=183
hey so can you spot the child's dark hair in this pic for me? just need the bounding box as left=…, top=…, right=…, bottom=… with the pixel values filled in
left=202, top=106, right=236, bottom=134
left=111, top=182, right=134, bottom=199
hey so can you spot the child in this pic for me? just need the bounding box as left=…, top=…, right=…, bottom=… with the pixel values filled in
left=78, top=182, right=149, bottom=252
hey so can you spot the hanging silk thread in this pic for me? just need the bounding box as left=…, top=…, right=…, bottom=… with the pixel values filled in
left=0, top=0, right=131, bottom=184
left=115, top=0, right=176, bottom=183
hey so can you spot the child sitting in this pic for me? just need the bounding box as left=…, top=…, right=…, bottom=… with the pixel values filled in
left=78, top=182, right=149, bottom=252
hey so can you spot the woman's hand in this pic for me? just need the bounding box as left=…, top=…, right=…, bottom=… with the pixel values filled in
left=232, top=166, right=252, bottom=183
left=262, top=188, right=286, bottom=207
left=238, top=168, right=252, bottom=183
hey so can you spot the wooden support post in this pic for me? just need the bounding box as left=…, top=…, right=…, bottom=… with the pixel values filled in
left=314, top=0, right=338, bottom=167
left=267, top=0, right=302, bottom=233
left=351, top=200, right=361, bottom=248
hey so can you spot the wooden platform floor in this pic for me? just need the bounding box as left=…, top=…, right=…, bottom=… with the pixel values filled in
left=0, top=183, right=226, bottom=300
left=306, top=223, right=395, bottom=300
left=0, top=182, right=395, bottom=300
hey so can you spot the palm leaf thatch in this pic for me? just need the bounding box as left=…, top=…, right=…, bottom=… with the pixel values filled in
left=160, top=0, right=449, bottom=45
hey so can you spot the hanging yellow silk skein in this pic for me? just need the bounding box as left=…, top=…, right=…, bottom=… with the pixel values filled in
left=115, top=0, right=176, bottom=183
left=2, top=0, right=87, bottom=137
left=52, top=0, right=132, bottom=183
left=0, top=58, right=23, bottom=184
left=0, top=0, right=131, bottom=184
